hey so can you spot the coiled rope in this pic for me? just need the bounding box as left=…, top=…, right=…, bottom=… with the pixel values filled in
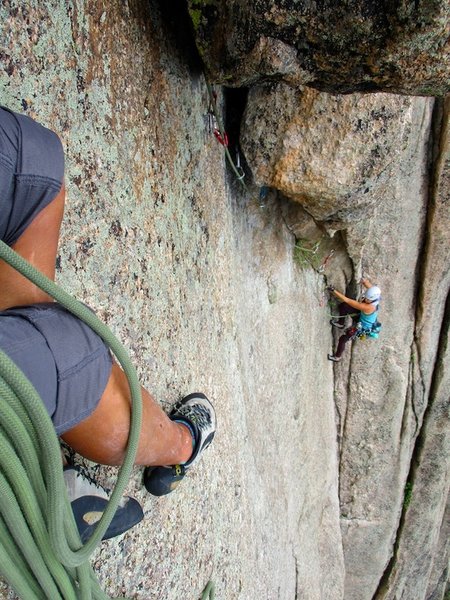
left=0, top=239, right=142, bottom=599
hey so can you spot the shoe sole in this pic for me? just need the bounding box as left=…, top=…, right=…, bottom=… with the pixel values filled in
left=72, top=496, right=144, bottom=543
left=328, top=355, right=341, bottom=362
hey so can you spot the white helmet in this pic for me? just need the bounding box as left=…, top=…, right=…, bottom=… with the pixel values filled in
left=365, top=285, right=381, bottom=302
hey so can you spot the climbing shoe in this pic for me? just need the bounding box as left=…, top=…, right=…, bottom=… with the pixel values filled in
left=144, top=392, right=216, bottom=496
left=327, top=354, right=342, bottom=362
left=330, top=318, right=345, bottom=329
left=64, top=466, right=144, bottom=543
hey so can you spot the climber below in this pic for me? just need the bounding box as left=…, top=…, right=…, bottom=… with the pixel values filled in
left=327, top=278, right=381, bottom=362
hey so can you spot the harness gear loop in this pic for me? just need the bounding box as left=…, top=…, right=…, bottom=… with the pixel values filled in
left=346, top=320, right=382, bottom=341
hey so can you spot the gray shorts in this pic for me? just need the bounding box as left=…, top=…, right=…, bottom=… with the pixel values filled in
left=0, top=304, right=113, bottom=435
left=0, top=106, right=64, bottom=246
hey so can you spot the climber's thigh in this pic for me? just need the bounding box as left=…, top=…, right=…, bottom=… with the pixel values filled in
left=0, top=107, right=65, bottom=310
left=0, top=185, right=65, bottom=310
left=0, top=303, right=113, bottom=435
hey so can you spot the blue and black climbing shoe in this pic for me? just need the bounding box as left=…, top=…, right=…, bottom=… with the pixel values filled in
left=144, top=392, right=216, bottom=496
left=330, top=318, right=345, bottom=329
left=170, top=392, right=216, bottom=469
left=64, top=466, right=144, bottom=543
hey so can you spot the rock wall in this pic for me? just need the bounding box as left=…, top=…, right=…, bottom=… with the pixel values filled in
left=0, top=1, right=449, bottom=599
left=187, top=0, right=450, bottom=95
left=241, top=83, right=449, bottom=599
left=373, top=98, right=450, bottom=600
left=0, top=1, right=343, bottom=599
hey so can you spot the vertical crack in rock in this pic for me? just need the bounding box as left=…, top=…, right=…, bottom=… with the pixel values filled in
left=404, top=344, right=421, bottom=442
left=373, top=98, right=450, bottom=600
left=292, top=549, right=299, bottom=600
left=374, top=291, right=450, bottom=600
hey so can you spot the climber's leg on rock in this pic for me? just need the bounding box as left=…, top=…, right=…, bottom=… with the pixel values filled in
left=61, top=362, right=194, bottom=467
left=330, top=301, right=357, bottom=329
left=329, top=300, right=360, bottom=360
left=0, top=109, right=187, bottom=469
left=0, top=108, right=216, bottom=507
left=328, top=329, right=353, bottom=361
left=335, top=330, right=352, bottom=357
left=0, top=106, right=66, bottom=310
left=0, top=184, right=65, bottom=310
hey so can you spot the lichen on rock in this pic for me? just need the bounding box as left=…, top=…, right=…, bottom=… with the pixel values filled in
left=187, top=0, right=450, bottom=96
left=0, top=1, right=449, bottom=599
left=241, top=84, right=423, bottom=228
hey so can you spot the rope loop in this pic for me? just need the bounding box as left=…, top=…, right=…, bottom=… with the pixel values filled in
left=0, top=239, right=142, bottom=598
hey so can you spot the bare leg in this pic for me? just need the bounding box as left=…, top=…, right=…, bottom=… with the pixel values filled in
left=61, top=363, right=193, bottom=467
left=0, top=184, right=66, bottom=310
left=0, top=185, right=192, bottom=468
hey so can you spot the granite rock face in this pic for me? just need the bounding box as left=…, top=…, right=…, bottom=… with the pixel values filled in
left=0, top=1, right=343, bottom=599
left=241, top=82, right=450, bottom=599
left=0, top=1, right=449, bottom=600
left=372, top=98, right=450, bottom=600
left=241, top=85, right=420, bottom=228
left=188, top=0, right=450, bottom=95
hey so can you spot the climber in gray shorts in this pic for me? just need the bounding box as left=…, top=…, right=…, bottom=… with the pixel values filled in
left=0, top=107, right=216, bottom=539
left=0, top=106, right=112, bottom=435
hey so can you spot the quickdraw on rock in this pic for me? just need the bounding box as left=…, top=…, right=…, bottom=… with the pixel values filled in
left=213, top=128, right=228, bottom=147
left=208, top=89, right=228, bottom=147
left=205, top=78, right=248, bottom=191
left=317, top=249, right=335, bottom=274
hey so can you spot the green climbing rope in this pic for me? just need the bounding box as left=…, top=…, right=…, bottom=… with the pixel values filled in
left=201, top=580, right=215, bottom=599
left=0, top=239, right=143, bottom=599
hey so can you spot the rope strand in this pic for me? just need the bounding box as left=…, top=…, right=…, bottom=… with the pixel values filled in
left=0, top=239, right=143, bottom=598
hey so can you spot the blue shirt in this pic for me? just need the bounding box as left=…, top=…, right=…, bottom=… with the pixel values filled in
left=359, top=306, right=378, bottom=329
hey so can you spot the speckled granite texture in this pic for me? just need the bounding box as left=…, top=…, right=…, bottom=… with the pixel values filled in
left=0, top=1, right=341, bottom=599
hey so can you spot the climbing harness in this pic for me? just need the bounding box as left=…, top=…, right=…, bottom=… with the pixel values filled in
left=354, top=321, right=382, bottom=340
left=0, top=239, right=142, bottom=599
left=346, top=320, right=382, bottom=341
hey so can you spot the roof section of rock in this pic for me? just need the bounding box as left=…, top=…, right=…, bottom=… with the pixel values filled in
left=188, top=0, right=450, bottom=96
